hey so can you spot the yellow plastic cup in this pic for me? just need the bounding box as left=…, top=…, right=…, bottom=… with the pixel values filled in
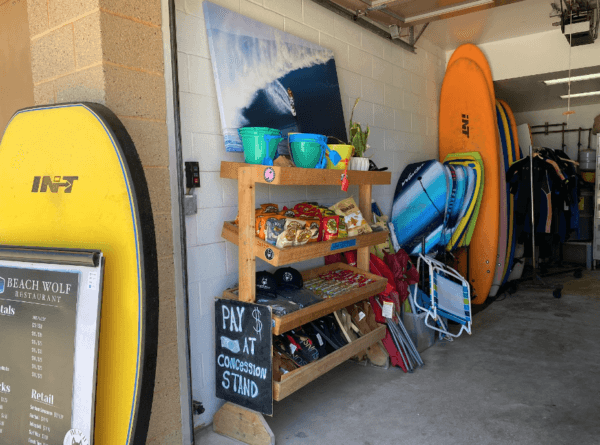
left=326, top=144, right=353, bottom=169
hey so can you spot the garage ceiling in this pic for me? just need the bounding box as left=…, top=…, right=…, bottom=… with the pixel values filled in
left=424, top=0, right=556, bottom=50
left=494, top=65, right=600, bottom=112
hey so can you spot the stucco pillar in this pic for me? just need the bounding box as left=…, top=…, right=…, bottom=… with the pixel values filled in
left=25, top=0, right=183, bottom=443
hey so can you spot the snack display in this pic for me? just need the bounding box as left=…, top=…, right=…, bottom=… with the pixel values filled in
left=232, top=197, right=385, bottom=248
left=304, top=269, right=375, bottom=298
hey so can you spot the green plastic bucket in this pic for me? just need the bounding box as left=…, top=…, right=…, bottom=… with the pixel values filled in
left=290, top=140, right=323, bottom=168
left=238, top=127, right=282, bottom=165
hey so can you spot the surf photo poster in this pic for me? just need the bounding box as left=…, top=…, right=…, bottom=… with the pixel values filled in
left=203, top=1, right=347, bottom=153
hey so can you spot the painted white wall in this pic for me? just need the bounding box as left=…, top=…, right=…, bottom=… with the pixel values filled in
left=175, top=0, right=445, bottom=428
left=514, top=103, right=600, bottom=161
left=445, top=29, right=600, bottom=81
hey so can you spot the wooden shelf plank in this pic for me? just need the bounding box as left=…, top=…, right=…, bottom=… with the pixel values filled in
left=222, top=221, right=389, bottom=267
left=272, top=325, right=387, bottom=401
left=223, top=263, right=388, bottom=335
left=220, top=161, right=391, bottom=186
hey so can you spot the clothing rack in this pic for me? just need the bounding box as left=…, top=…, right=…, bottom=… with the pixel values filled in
left=530, top=122, right=594, bottom=151
left=517, top=145, right=581, bottom=298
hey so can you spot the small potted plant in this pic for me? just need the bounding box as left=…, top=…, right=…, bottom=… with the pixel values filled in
left=348, top=98, right=371, bottom=171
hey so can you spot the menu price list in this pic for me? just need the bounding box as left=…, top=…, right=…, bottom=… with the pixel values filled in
left=0, top=267, right=79, bottom=445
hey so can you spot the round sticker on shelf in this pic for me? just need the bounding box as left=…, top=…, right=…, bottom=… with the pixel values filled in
left=64, top=429, right=89, bottom=445
left=264, top=167, right=275, bottom=183
left=265, top=248, right=274, bottom=261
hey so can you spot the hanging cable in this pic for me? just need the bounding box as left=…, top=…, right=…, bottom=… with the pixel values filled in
left=564, top=0, right=575, bottom=123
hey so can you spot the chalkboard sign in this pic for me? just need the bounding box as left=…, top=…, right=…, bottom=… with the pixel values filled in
left=0, top=247, right=103, bottom=445
left=215, top=299, right=272, bottom=415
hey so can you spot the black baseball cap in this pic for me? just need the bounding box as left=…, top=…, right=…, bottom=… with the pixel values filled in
left=256, top=271, right=278, bottom=297
left=274, top=267, right=303, bottom=289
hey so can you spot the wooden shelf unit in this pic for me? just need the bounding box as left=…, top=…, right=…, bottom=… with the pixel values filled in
left=273, top=325, right=387, bottom=401
left=221, top=221, right=389, bottom=267
left=215, top=160, right=391, bottom=445
left=223, top=262, right=388, bottom=335
left=220, top=161, right=391, bottom=186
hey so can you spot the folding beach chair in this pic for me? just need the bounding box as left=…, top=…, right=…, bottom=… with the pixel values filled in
left=411, top=254, right=472, bottom=339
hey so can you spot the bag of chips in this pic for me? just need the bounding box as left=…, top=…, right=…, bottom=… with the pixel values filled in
left=276, top=227, right=297, bottom=249
left=257, top=213, right=279, bottom=239
left=305, top=218, right=320, bottom=243
left=295, top=228, right=313, bottom=246
left=261, top=203, right=279, bottom=213
left=265, top=216, right=287, bottom=246
left=320, top=215, right=339, bottom=241
left=338, top=219, right=348, bottom=238
left=280, top=207, right=296, bottom=218
left=330, top=197, right=372, bottom=237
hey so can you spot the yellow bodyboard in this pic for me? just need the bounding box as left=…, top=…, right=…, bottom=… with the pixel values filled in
left=0, top=103, right=158, bottom=444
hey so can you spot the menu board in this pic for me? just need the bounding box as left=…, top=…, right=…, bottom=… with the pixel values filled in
left=0, top=250, right=103, bottom=445
left=215, top=299, right=272, bottom=415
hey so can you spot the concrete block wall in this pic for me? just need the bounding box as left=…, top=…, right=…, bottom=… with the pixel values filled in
left=25, top=0, right=183, bottom=443
left=177, top=0, right=445, bottom=428
left=0, top=0, right=34, bottom=139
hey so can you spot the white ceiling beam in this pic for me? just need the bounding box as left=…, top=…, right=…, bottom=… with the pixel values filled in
left=404, top=0, right=495, bottom=22
left=370, top=0, right=414, bottom=7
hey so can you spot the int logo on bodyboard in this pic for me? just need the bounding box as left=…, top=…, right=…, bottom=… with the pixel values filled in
left=461, top=114, right=470, bottom=138
left=32, top=176, right=79, bottom=193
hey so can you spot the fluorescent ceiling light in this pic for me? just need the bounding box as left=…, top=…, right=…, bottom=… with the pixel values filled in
left=560, top=91, right=600, bottom=99
left=544, top=73, right=600, bottom=85
left=406, top=0, right=494, bottom=23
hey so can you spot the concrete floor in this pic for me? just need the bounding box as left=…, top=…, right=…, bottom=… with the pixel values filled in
left=196, top=274, right=600, bottom=445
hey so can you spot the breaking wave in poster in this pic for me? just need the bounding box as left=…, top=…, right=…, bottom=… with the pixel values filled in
left=209, top=29, right=333, bottom=152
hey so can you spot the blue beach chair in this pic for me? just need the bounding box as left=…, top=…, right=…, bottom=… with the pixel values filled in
left=411, top=254, right=472, bottom=339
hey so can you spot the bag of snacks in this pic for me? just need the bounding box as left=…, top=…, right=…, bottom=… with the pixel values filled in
left=276, top=227, right=297, bottom=249
left=305, top=218, right=320, bottom=243
left=257, top=213, right=279, bottom=239
left=279, top=207, right=296, bottom=218
left=338, top=219, right=348, bottom=238
left=330, top=197, right=372, bottom=237
left=295, top=228, right=313, bottom=246
left=320, top=215, right=339, bottom=241
left=234, top=203, right=278, bottom=226
left=265, top=216, right=287, bottom=246
left=261, top=203, right=279, bottom=213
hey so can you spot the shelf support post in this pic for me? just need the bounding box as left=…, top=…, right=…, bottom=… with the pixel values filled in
left=357, top=184, right=373, bottom=271
left=213, top=402, right=274, bottom=445
left=238, top=167, right=256, bottom=302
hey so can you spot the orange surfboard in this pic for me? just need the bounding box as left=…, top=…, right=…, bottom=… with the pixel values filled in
left=439, top=57, right=500, bottom=304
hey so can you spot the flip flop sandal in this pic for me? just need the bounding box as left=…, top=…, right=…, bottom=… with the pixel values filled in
left=349, top=304, right=389, bottom=367
left=286, top=333, right=319, bottom=363
left=308, top=320, right=344, bottom=352
left=298, top=325, right=328, bottom=358
left=334, top=309, right=367, bottom=361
